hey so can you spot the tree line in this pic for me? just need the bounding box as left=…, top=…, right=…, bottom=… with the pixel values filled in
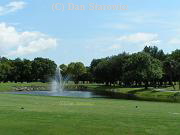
left=60, top=46, right=180, bottom=89
left=0, top=46, right=180, bottom=89
left=0, top=57, right=56, bottom=83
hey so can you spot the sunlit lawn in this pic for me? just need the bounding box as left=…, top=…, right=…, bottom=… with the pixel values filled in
left=0, top=94, right=180, bottom=135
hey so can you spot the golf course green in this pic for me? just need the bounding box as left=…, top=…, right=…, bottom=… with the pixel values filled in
left=0, top=94, right=180, bottom=135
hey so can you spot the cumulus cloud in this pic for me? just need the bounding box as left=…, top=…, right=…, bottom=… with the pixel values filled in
left=0, top=22, right=58, bottom=56
left=85, top=32, right=161, bottom=54
left=0, top=1, right=26, bottom=16
left=118, top=33, right=159, bottom=43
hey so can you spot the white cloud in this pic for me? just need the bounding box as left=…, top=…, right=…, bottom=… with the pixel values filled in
left=85, top=33, right=161, bottom=55
left=110, top=44, right=121, bottom=49
left=0, top=22, right=58, bottom=56
left=85, top=37, right=122, bottom=52
left=168, top=38, right=180, bottom=44
left=144, top=40, right=161, bottom=47
left=0, top=1, right=26, bottom=16
left=118, top=33, right=159, bottom=43
left=98, top=44, right=122, bottom=52
left=105, top=44, right=121, bottom=51
left=8, top=38, right=57, bottom=56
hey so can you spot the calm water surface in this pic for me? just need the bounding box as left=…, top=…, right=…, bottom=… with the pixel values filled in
left=2, top=90, right=107, bottom=98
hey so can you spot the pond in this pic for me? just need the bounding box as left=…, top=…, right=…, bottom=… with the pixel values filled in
left=2, top=89, right=137, bottom=99
left=2, top=90, right=108, bottom=98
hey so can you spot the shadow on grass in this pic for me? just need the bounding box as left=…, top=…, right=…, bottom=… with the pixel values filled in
left=127, top=89, right=147, bottom=94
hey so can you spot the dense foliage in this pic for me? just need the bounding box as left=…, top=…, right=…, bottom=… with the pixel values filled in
left=0, top=46, right=180, bottom=89
left=60, top=46, right=180, bottom=89
left=0, top=57, right=57, bottom=82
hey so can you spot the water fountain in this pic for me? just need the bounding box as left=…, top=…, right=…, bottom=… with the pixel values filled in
left=41, top=67, right=101, bottom=98
left=4, top=67, right=104, bottom=98
left=51, top=67, right=65, bottom=93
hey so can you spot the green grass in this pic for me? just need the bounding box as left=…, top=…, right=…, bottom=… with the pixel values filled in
left=0, top=94, right=180, bottom=135
left=163, top=83, right=180, bottom=91
left=113, top=88, right=176, bottom=102
left=72, top=84, right=179, bottom=102
left=0, top=82, right=49, bottom=91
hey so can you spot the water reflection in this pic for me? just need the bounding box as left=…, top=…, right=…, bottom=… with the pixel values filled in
left=3, top=90, right=106, bottom=98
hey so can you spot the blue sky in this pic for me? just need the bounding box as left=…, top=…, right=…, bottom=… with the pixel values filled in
left=0, top=0, right=180, bottom=66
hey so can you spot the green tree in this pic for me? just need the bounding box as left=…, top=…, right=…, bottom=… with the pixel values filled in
left=123, top=52, right=163, bottom=89
left=32, top=57, right=57, bottom=82
left=90, top=58, right=104, bottom=82
left=59, top=64, right=68, bottom=77
left=163, top=58, right=176, bottom=86
left=109, top=53, right=129, bottom=85
left=11, top=58, right=23, bottom=82
left=0, top=62, right=12, bottom=82
left=171, top=49, right=180, bottom=89
left=93, top=59, right=112, bottom=85
left=67, top=62, right=86, bottom=84
left=21, top=59, right=32, bottom=82
left=143, top=46, right=166, bottom=61
left=79, top=67, right=93, bottom=83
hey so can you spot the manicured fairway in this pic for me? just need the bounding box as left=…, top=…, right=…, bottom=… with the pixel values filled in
left=0, top=94, right=180, bottom=135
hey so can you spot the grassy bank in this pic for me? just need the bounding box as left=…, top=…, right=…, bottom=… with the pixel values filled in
left=0, top=94, right=180, bottom=135
left=0, top=82, right=49, bottom=91
left=87, top=85, right=180, bottom=102
left=0, top=82, right=180, bottom=102
left=66, top=84, right=180, bottom=102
